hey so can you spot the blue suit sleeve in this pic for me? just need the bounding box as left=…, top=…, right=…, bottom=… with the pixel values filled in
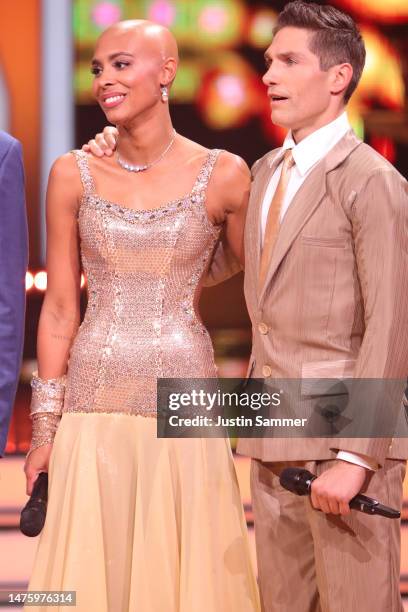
left=0, top=139, right=28, bottom=456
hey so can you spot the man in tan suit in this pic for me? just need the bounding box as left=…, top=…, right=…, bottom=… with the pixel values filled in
left=236, top=2, right=408, bottom=610
left=83, top=3, right=408, bottom=608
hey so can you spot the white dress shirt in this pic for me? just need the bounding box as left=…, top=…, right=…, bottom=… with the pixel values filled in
left=260, top=112, right=377, bottom=471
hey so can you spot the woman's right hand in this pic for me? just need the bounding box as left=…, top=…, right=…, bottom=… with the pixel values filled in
left=24, top=443, right=53, bottom=496
left=82, top=126, right=119, bottom=157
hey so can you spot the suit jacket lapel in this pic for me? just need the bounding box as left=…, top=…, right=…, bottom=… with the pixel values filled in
left=258, top=130, right=362, bottom=306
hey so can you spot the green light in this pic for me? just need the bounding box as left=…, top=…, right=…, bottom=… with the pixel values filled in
left=247, top=10, right=277, bottom=49
left=75, top=61, right=95, bottom=102
left=349, top=114, right=365, bottom=140
left=73, top=0, right=124, bottom=44
left=171, top=61, right=203, bottom=103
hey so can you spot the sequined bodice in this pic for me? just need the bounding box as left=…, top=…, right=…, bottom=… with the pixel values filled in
left=64, top=150, right=222, bottom=416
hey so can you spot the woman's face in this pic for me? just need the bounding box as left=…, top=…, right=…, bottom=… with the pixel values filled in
left=91, top=28, right=163, bottom=125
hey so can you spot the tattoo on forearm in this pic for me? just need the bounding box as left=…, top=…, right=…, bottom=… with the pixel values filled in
left=51, top=333, right=73, bottom=342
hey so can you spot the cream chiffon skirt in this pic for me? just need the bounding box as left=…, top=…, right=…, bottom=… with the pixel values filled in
left=26, top=413, right=260, bottom=612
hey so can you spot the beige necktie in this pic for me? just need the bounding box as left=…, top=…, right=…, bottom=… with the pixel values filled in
left=259, top=149, right=295, bottom=290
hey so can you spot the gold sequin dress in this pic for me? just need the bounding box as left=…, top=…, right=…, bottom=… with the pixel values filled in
left=26, top=150, right=260, bottom=612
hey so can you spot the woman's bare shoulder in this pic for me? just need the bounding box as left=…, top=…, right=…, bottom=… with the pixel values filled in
left=50, top=151, right=88, bottom=186
left=208, top=150, right=251, bottom=216
left=177, top=135, right=208, bottom=155
left=47, top=153, right=84, bottom=211
left=49, top=151, right=81, bottom=179
left=216, top=150, right=250, bottom=177
left=213, top=150, right=251, bottom=194
left=178, top=136, right=250, bottom=177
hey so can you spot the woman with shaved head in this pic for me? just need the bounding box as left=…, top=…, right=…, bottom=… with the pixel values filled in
left=24, top=20, right=259, bottom=612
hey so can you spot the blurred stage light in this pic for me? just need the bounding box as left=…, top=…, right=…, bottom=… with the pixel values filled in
left=74, top=0, right=123, bottom=43
left=216, top=74, right=245, bottom=106
left=147, top=0, right=177, bottom=27
left=34, top=271, right=47, bottom=291
left=199, top=5, right=228, bottom=33
left=360, top=26, right=404, bottom=109
left=370, top=136, right=396, bottom=163
left=75, top=61, right=94, bottom=103
left=92, top=1, right=122, bottom=27
left=346, top=110, right=365, bottom=140
left=337, top=0, right=408, bottom=23
left=194, top=0, right=246, bottom=48
left=26, top=272, right=86, bottom=292
left=25, top=272, right=34, bottom=292
left=197, top=54, right=263, bottom=129
left=247, top=9, right=277, bottom=49
left=171, top=60, right=203, bottom=103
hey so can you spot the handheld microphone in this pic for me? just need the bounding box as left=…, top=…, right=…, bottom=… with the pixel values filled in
left=20, top=472, right=48, bottom=537
left=279, top=467, right=400, bottom=519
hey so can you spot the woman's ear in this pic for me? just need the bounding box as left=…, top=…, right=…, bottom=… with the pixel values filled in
left=160, top=57, right=178, bottom=88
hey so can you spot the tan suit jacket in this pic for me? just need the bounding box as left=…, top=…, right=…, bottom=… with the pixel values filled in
left=225, top=130, right=408, bottom=464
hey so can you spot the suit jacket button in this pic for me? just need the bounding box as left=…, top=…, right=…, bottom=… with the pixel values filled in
left=258, top=322, right=269, bottom=335
left=262, top=365, right=272, bottom=377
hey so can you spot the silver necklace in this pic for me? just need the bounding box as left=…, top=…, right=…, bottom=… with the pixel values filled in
left=116, top=129, right=177, bottom=172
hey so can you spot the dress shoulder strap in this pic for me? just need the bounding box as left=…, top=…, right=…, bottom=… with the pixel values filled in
left=70, top=150, right=96, bottom=196
left=191, top=149, right=223, bottom=194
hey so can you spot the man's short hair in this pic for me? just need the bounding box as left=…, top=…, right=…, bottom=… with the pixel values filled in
left=274, top=1, right=366, bottom=102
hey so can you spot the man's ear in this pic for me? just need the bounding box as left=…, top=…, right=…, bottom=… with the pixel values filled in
left=330, top=62, right=353, bottom=97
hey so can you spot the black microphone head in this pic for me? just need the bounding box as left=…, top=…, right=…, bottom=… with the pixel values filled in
left=279, top=467, right=316, bottom=496
left=20, top=472, right=48, bottom=537
left=20, top=506, right=47, bottom=537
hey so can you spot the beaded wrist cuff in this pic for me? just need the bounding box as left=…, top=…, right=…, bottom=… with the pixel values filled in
left=30, top=371, right=66, bottom=416
left=27, top=413, right=61, bottom=459
left=26, top=372, right=66, bottom=459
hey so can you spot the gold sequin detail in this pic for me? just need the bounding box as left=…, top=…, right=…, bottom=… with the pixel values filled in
left=30, top=372, right=66, bottom=416
left=27, top=413, right=61, bottom=459
left=63, top=150, right=222, bottom=417
left=27, top=373, right=66, bottom=456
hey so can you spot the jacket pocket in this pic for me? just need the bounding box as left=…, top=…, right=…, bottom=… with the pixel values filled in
left=301, top=359, right=356, bottom=396
left=301, top=236, right=347, bottom=248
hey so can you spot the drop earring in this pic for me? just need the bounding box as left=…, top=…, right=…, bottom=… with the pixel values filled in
left=160, top=86, right=169, bottom=102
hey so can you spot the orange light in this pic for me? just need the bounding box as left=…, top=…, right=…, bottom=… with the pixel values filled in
left=197, top=53, right=264, bottom=129
left=359, top=26, right=405, bottom=110
left=337, top=0, right=408, bottom=23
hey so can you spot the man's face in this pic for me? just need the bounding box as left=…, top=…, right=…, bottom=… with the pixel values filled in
left=263, top=27, right=334, bottom=139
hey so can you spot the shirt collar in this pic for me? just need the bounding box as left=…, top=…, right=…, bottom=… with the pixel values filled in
left=279, top=112, right=351, bottom=176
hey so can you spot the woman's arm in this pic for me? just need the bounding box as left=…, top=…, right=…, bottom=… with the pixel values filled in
left=37, top=154, right=82, bottom=378
left=207, top=152, right=251, bottom=266
left=24, top=154, right=82, bottom=494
